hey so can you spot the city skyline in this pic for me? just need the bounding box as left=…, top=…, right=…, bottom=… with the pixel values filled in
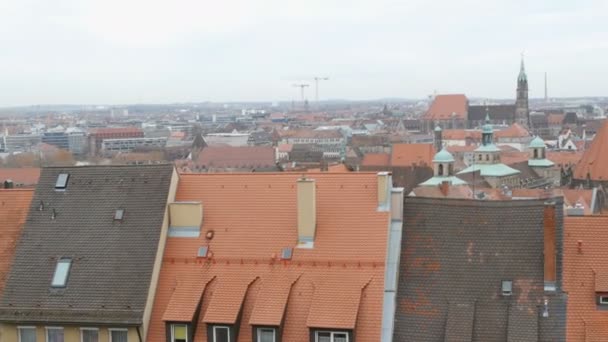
left=0, top=0, right=606, bottom=106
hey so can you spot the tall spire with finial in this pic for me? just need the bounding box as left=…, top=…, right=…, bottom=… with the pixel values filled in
left=515, top=52, right=529, bottom=127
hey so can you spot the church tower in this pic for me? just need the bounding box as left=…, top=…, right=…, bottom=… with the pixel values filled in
left=515, top=55, right=529, bottom=127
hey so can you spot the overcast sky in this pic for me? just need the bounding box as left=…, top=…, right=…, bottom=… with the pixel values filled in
left=0, top=0, right=605, bottom=106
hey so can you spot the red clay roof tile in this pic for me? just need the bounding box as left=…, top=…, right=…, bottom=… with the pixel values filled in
left=423, top=94, right=468, bottom=121
left=391, top=144, right=435, bottom=167
left=0, top=189, right=34, bottom=295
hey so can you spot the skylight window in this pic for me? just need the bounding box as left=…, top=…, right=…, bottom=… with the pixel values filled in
left=197, top=246, right=209, bottom=258
left=55, top=173, right=69, bottom=189
left=51, top=258, right=72, bottom=287
left=281, top=248, right=293, bottom=260
left=114, top=209, right=125, bottom=221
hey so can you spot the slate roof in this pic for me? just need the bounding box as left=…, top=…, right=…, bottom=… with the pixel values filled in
left=468, top=104, right=516, bottom=122
left=394, top=197, right=567, bottom=342
left=0, top=165, right=174, bottom=324
left=564, top=216, right=608, bottom=341
left=148, top=173, right=392, bottom=341
left=0, top=190, right=34, bottom=296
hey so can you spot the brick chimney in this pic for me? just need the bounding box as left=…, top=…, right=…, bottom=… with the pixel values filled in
left=439, top=180, right=450, bottom=196
left=544, top=203, right=557, bottom=290
left=297, top=176, right=316, bottom=247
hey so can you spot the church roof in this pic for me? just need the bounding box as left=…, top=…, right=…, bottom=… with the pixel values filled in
left=433, top=149, right=455, bottom=163
left=475, top=144, right=501, bottom=153
left=528, top=159, right=555, bottom=168
left=518, top=57, right=527, bottom=82
left=458, top=163, right=521, bottom=177
left=419, top=175, right=467, bottom=187
left=574, top=120, right=608, bottom=181
left=422, top=94, right=468, bottom=121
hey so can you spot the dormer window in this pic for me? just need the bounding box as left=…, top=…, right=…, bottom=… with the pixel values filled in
left=51, top=258, right=72, bottom=287
left=314, top=330, right=350, bottom=342
left=55, top=173, right=69, bottom=189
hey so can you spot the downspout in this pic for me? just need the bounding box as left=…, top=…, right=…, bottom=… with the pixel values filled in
left=137, top=326, right=143, bottom=342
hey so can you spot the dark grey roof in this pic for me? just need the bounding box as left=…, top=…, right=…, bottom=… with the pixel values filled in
left=393, top=197, right=567, bottom=342
left=469, top=105, right=516, bottom=122
left=0, top=165, right=174, bottom=325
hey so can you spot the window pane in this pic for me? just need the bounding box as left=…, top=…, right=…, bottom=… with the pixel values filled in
left=317, top=332, right=331, bottom=342
left=51, top=259, right=71, bottom=287
left=173, top=324, right=187, bottom=342
left=214, top=327, right=229, bottom=342
left=258, top=328, right=275, bottom=342
left=334, top=333, right=348, bottom=342
left=110, top=330, right=128, bottom=342
left=19, top=328, right=36, bottom=342
left=47, top=328, right=64, bottom=342
left=82, top=330, right=99, bottom=342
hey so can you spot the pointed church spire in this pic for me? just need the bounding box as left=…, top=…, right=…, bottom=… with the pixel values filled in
left=518, top=52, right=527, bottom=82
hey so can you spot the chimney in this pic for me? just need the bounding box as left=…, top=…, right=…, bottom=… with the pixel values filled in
left=377, top=172, right=391, bottom=208
left=3, top=180, right=13, bottom=189
left=543, top=203, right=557, bottom=290
left=297, top=176, right=316, bottom=247
left=439, top=180, right=450, bottom=196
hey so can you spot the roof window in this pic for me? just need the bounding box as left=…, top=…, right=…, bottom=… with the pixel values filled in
left=114, top=209, right=125, bottom=221
left=281, top=247, right=293, bottom=260
left=197, top=246, right=209, bottom=258
left=51, top=258, right=72, bottom=287
left=501, top=280, right=512, bottom=296
left=55, top=173, right=69, bottom=189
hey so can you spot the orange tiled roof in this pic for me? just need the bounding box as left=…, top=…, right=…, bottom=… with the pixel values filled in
left=0, top=168, right=40, bottom=186
left=564, top=216, right=608, bottom=341
left=390, top=144, right=435, bottom=167
left=574, top=120, right=608, bottom=181
left=546, top=151, right=583, bottom=168
left=441, top=129, right=481, bottom=141
left=0, top=189, right=34, bottom=295
left=197, top=146, right=276, bottom=169
left=422, top=94, right=468, bottom=121
left=307, top=164, right=351, bottom=173
left=89, top=127, right=143, bottom=135
left=361, top=153, right=390, bottom=167
left=494, top=123, right=530, bottom=139
left=148, top=173, right=391, bottom=342
left=547, top=113, right=565, bottom=125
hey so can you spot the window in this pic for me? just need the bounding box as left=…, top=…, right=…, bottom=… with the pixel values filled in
left=55, top=173, right=69, bottom=189
left=438, top=164, right=444, bottom=176
left=18, top=326, right=36, bottom=342
left=114, top=209, right=125, bottom=221
left=599, top=296, right=608, bottom=305
left=81, top=328, right=98, bottom=342
left=51, top=258, right=72, bottom=287
left=257, top=328, right=276, bottom=342
left=315, top=331, right=349, bottom=342
left=109, top=329, right=128, bottom=342
left=46, top=327, right=64, bottom=342
left=198, top=246, right=209, bottom=258
left=213, top=326, right=230, bottom=342
left=171, top=324, right=188, bottom=342
left=501, top=280, right=513, bottom=296
left=281, top=247, right=293, bottom=260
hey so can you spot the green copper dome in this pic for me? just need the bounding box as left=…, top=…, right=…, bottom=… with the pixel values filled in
left=529, top=136, right=546, bottom=149
left=433, top=148, right=455, bottom=163
left=434, top=125, right=442, bottom=132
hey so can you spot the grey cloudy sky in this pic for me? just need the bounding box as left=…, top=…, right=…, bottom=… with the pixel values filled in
left=0, top=0, right=606, bottom=106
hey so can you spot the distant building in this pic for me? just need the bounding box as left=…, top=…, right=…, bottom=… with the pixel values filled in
left=102, top=137, right=167, bottom=154
left=88, top=127, right=144, bottom=155
left=204, top=130, right=250, bottom=147
left=3, top=133, right=42, bottom=153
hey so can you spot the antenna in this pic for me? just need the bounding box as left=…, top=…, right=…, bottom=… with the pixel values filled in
left=544, top=72, right=548, bottom=102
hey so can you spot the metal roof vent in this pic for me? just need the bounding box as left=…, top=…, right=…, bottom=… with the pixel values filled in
left=55, top=173, right=69, bottom=189
left=197, top=246, right=209, bottom=258
left=281, top=247, right=293, bottom=260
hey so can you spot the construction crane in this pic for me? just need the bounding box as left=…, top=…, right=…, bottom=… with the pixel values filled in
left=313, top=77, right=329, bottom=103
left=292, top=83, right=310, bottom=104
